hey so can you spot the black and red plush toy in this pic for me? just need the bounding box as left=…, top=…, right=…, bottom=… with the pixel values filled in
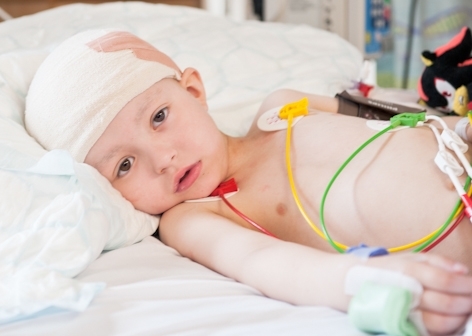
left=418, top=26, right=472, bottom=116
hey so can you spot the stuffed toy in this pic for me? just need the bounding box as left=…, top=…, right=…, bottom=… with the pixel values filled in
left=418, top=26, right=472, bottom=116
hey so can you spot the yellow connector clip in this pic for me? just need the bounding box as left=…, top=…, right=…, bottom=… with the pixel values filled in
left=278, top=97, right=309, bottom=120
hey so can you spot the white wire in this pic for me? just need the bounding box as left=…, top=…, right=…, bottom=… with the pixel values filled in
left=426, top=123, right=466, bottom=196
left=451, top=142, right=472, bottom=178
left=446, top=166, right=467, bottom=196
left=425, top=123, right=445, bottom=151
left=410, top=118, right=472, bottom=219
left=426, top=115, right=472, bottom=179
left=425, top=114, right=449, bottom=130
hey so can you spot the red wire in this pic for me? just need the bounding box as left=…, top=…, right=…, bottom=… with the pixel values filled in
left=219, top=193, right=277, bottom=238
left=217, top=182, right=467, bottom=249
left=421, top=210, right=466, bottom=253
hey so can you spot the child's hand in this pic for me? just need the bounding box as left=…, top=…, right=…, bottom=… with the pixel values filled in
left=367, top=253, right=472, bottom=335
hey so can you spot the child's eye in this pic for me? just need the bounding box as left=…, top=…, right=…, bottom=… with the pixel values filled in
left=152, top=108, right=168, bottom=128
left=117, top=157, right=134, bottom=177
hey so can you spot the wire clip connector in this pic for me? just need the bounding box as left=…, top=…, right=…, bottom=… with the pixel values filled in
left=434, top=150, right=464, bottom=176
left=209, top=178, right=238, bottom=197
left=278, top=97, right=309, bottom=120
left=461, top=194, right=472, bottom=220
left=441, top=129, right=468, bottom=153
left=390, top=112, right=426, bottom=128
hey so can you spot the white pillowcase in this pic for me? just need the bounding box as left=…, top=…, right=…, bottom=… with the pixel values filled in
left=0, top=51, right=159, bottom=323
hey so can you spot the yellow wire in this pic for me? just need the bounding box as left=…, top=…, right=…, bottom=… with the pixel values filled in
left=284, top=112, right=470, bottom=253
left=285, top=114, right=348, bottom=250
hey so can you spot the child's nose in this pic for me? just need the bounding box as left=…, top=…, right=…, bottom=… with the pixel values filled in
left=151, top=146, right=176, bottom=175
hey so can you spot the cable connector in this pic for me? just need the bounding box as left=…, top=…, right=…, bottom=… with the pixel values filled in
left=278, top=97, right=309, bottom=120
left=461, top=194, right=472, bottom=220
left=390, top=112, right=426, bottom=128
left=434, top=150, right=464, bottom=176
left=209, top=178, right=238, bottom=197
left=441, top=129, right=468, bottom=153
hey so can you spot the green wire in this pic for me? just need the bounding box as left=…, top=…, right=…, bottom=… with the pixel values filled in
left=319, top=124, right=470, bottom=254
left=413, top=177, right=470, bottom=252
left=319, top=125, right=395, bottom=253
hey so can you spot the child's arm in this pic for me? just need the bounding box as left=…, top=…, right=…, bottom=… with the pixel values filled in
left=160, top=204, right=355, bottom=309
left=160, top=205, right=472, bottom=335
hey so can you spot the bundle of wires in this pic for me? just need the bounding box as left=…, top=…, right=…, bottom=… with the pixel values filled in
left=284, top=111, right=471, bottom=254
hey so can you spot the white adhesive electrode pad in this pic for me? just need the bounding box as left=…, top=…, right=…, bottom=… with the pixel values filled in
left=366, top=119, right=422, bottom=133
left=257, top=106, right=304, bottom=131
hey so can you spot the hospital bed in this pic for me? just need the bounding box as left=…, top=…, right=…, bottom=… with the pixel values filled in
left=0, top=2, right=373, bottom=334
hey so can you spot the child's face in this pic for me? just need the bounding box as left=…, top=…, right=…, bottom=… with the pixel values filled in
left=85, top=75, right=228, bottom=215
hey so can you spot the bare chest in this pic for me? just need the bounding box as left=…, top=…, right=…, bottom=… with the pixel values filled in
left=202, top=113, right=470, bottom=255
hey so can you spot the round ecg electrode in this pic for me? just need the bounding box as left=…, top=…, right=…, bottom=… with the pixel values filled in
left=257, top=106, right=304, bottom=132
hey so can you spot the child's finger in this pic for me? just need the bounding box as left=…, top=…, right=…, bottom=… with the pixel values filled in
left=418, top=253, right=469, bottom=274
left=404, top=257, right=472, bottom=295
left=421, top=310, right=468, bottom=336
left=420, top=289, right=472, bottom=315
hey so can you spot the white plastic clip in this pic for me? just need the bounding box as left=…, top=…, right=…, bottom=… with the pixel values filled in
left=441, top=129, right=468, bottom=153
left=434, top=150, right=464, bottom=176
left=439, top=128, right=472, bottom=179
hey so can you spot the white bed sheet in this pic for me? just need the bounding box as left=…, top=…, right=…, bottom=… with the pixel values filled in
left=1, top=237, right=366, bottom=335
left=0, top=1, right=368, bottom=334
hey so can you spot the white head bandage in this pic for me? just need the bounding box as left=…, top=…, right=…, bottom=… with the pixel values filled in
left=25, top=29, right=181, bottom=163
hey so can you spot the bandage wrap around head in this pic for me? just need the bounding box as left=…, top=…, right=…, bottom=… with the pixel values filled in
left=25, top=29, right=181, bottom=163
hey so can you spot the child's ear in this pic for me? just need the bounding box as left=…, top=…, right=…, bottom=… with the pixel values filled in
left=179, top=68, right=208, bottom=110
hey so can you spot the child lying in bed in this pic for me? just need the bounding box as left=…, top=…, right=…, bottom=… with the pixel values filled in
left=25, top=29, right=472, bottom=335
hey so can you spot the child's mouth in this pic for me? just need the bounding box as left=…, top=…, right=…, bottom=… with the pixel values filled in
left=179, top=171, right=190, bottom=183
left=175, top=162, right=201, bottom=193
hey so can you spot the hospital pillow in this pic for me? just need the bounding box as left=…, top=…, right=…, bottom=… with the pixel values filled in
left=0, top=51, right=159, bottom=323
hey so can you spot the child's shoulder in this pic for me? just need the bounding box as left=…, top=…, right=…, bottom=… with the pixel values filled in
left=160, top=197, right=222, bottom=230
left=247, top=89, right=309, bottom=135
left=248, top=89, right=339, bottom=136
left=257, top=89, right=308, bottom=116
left=162, top=200, right=203, bottom=220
